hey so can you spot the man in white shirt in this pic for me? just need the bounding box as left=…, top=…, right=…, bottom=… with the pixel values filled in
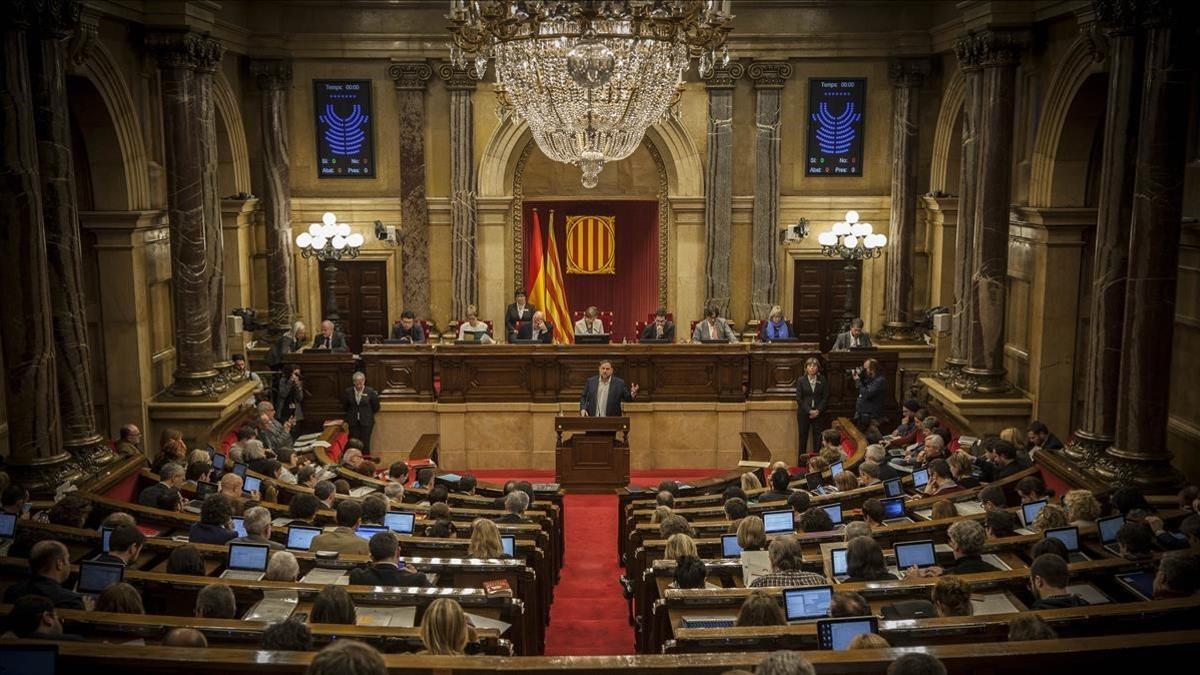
left=580, top=360, right=638, bottom=417
left=574, top=306, right=605, bottom=336
left=690, top=306, right=738, bottom=343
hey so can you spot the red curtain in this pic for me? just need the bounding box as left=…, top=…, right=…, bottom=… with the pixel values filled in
left=523, top=200, right=659, bottom=342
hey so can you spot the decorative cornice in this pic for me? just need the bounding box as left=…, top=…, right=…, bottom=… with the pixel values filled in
left=1092, top=0, right=1140, bottom=35
left=67, top=4, right=99, bottom=66
left=954, top=29, right=1026, bottom=70
left=389, top=60, right=432, bottom=91
left=702, top=60, right=744, bottom=89
left=145, top=32, right=224, bottom=72
left=32, top=0, right=81, bottom=39
left=250, top=58, right=292, bottom=90
left=437, top=63, right=478, bottom=91
left=888, top=57, right=931, bottom=88
left=747, top=61, right=791, bottom=89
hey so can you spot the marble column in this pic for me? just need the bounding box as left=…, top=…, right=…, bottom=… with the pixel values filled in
left=388, top=61, right=433, bottom=317
left=1068, top=0, right=1144, bottom=460
left=146, top=32, right=223, bottom=396
left=954, top=30, right=1024, bottom=396
left=702, top=61, right=743, bottom=316
left=0, top=5, right=80, bottom=493
left=879, top=58, right=930, bottom=343
left=440, top=64, right=478, bottom=320
left=191, top=37, right=229, bottom=372
left=748, top=61, right=790, bottom=319
left=28, top=0, right=115, bottom=469
left=1102, top=3, right=1193, bottom=487
left=251, top=59, right=296, bottom=336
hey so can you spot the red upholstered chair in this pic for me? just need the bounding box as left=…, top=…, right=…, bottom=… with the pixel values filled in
left=632, top=321, right=648, bottom=343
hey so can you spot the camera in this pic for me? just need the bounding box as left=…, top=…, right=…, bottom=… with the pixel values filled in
left=375, top=220, right=401, bottom=246
left=231, top=307, right=269, bottom=332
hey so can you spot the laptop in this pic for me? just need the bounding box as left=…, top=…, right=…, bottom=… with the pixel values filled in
left=1044, top=526, right=1090, bottom=563
left=77, top=560, right=124, bottom=595
left=830, top=547, right=849, bottom=583
left=830, top=461, right=844, bottom=478
left=883, top=478, right=904, bottom=498
left=1020, top=499, right=1048, bottom=527
left=817, top=616, right=879, bottom=650
left=356, top=525, right=389, bottom=542
left=286, top=525, right=322, bottom=551
left=195, top=480, right=218, bottom=500
left=220, top=543, right=269, bottom=581
left=910, top=468, right=929, bottom=490
left=0, top=644, right=57, bottom=675
left=231, top=516, right=247, bottom=538
left=0, top=511, right=16, bottom=539
left=805, top=472, right=829, bottom=495
left=99, top=526, right=114, bottom=553
left=231, top=463, right=248, bottom=479
left=1098, top=514, right=1125, bottom=555
left=881, top=497, right=912, bottom=526
left=680, top=615, right=737, bottom=629
left=210, top=451, right=226, bottom=471
left=783, top=585, right=833, bottom=624
left=721, top=534, right=743, bottom=558
left=501, top=535, right=516, bottom=557
left=385, top=511, right=415, bottom=534
left=575, top=333, right=611, bottom=344
left=822, top=503, right=843, bottom=526
left=242, top=475, right=262, bottom=497
left=1115, top=570, right=1156, bottom=601
left=894, top=539, right=937, bottom=570
left=763, top=510, right=795, bottom=535
left=698, top=338, right=730, bottom=344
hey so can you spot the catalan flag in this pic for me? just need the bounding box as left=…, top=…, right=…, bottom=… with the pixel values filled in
left=531, top=210, right=573, bottom=344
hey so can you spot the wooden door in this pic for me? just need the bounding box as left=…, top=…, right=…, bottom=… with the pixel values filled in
left=321, top=260, right=387, bottom=353
left=791, top=259, right=861, bottom=352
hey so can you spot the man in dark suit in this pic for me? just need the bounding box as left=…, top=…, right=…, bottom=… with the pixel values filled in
left=343, top=371, right=381, bottom=454
left=2, top=541, right=85, bottom=609
left=1026, top=420, right=1064, bottom=452
left=852, top=358, right=886, bottom=430
left=794, top=357, right=827, bottom=459
left=497, top=491, right=532, bottom=524
left=348, top=532, right=429, bottom=587
left=515, top=311, right=554, bottom=343
left=311, top=320, right=348, bottom=352
left=832, top=317, right=873, bottom=351
left=390, top=310, right=426, bottom=343
left=991, top=440, right=1028, bottom=481
left=579, top=360, right=637, bottom=417
left=504, top=289, right=536, bottom=338
left=138, top=462, right=185, bottom=509
left=96, top=525, right=145, bottom=567
left=640, top=307, right=676, bottom=342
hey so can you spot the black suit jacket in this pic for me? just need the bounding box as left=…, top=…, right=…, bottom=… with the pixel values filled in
left=343, top=386, right=381, bottom=426
left=640, top=321, right=676, bottom=342
left=794, top=375, right=828, bottom=416
left=311, top=332, right=349, bottom=353
left=992, top=460, right=1026, bottom=482
left=516, top=322, right=554, bottom=343
left=3, top=575, right=86, bottom=609
left=946, top=555, right=1000, bottom=575
left=496, top=513, right=531, bottom=524
left=505, top=303, right=537, bottom=333
left=348, top=563, right=429, bottom=588
left=877, top=461, right=900, bottom=481
left=855, top=373, right=887, bottom=419
left=137, top=482, right=176, bottom=508
left=579, top=375, right=634, bottom=417
left=390, top=323, right=426, bottom=343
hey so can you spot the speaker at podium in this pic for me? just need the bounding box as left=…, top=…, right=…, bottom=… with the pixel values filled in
left=554, top=416, right=630, bottom=493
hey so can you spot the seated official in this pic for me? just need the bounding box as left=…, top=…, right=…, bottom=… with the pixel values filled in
left=497, top=491, right=531, bottom=524
left=312, top=500, right=371, bottom=555
left=189, top=494, right=238, bottom=546
left=230, top=506, right=284, bottom=550
left=1026, top=420, right=1064, bottom=452
left=310, top=319, right=348, bottom=352
left=889, top=399, right=923, bottom=445
left=195, top=583, right=238, bottom=620
left=914, top=520, right=999, bottom=578
left=579, top=359, right=638, bottom=417
left=3, top=541, right=85, bottom=609
left=757, top=467, right=794, bottom=503
left=991, top=440, right=1029, bottom=481
left=349, top=532, right=430, bottom=587
left=832, top=317, right=873, bottom=351
left=844, top=536, right=898, bottom=582
left=573, top=306, right=606, bottom=336
left=97, top=525, right=145, bottom=567
left=7, top=595, right=83, bottom=641
left=457, top=304, right=494, bottom=343
left=390, top=310, right=426, bottom=343
left=515, top=311, right=554, bottom=343
left=640, top=307, right=676, bottom=342
left=759, top=305, right=795, bottom=342
left=1154, top=551, right=1200, bottom=599
left=1028, top=553, right=1088, bottom=609
left=265, top=321, right=307, bottom=369
left=504, top=289, right=536, bottom=337
left=737, top=590, right=787, bottom=627
left=692, top=305, right=738, bottom=343
left=138, top=462, right=184, bottom=509
left=467, top=518, right=507, bottom=558
left=749, top=536, right=830, bottom=588
left=830, top=590, right=871, bottom=617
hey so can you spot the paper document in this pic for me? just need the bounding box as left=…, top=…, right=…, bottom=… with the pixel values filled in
left=971, top=592, right=1021, bottom=615
left=464, top=611, right=511, bottom=635
left=355, top=605, right=416, bottom=628
left=302, top=568, right=348, bottom=585
left=740, top=550, right=771, bottom=587
left=350, top=486, right=376, bottom=498
left=244, top=590, right=298, bottom=622
left=954, top=501, right=986, bottom=516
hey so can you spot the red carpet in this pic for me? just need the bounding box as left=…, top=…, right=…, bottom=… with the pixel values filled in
left=470, top=469, right=723, bottom=655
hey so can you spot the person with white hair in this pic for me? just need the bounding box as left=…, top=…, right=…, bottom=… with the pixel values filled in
left=265, top=551, right=299, bottom=582
left=343, top=371, right=380, bottom=454
left=311, top=319, right=348, bottom=352
left=865, top=443, right=900, bottom=480
left=384, top=482, right=405, bottom=501
left=255, top=401, right=293, bottom=454
left=266, top=321, right=308, bottom=369
left=230, top=506, right=284, bottom=550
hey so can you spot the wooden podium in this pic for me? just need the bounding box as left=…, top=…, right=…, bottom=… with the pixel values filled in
left=554, top=416, right=630, bottom=493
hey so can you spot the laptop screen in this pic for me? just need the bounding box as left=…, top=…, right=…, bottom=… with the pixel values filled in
left=77, top=561, right=124, bottom=594
left=195, top=481, right=218, bottom=499
left=384, top=511, right=415, bottom=534
left=830, top=547, right=848, bottom=576
left=227, top=543, right=269, bottom=571
left=1045, top=526, right=1079, bottom=552
left=211, top=452, right=226, bottom=470
left=721, top=534, right=743, bottom=558
left=805, top=472, right=823, bottom=490
left=99, top=526, right=113, bottom=553
left=232, top=463, right=247, bottom=478
left=356, top=525, right=389, bottom=542
left=1098, top=514, right=1125, bottom=543
left=783, top=585, right=832, bottom=621
left=881, top=497, right=905, bottom=519
left=231, top=517, right=247, bottom=538
left=911, top=468, right=929, bottom=489
left=286, top=525, right=321, bottom=551
left=1117, top=571, right=1156, bottom=600
left=818, top=617, right=879, bottom=650
left=1022, top=499, right=1048, bottom=527
left=242, top=475, right=262, bottom=496
left=884, top=478, right=903, bottom=498
left=0, top=644, right=57, bottom=675
left=895, top=540, right=936, bottom=569
left=763, top=510, right=794, bottom=534
left=0, top=512, right=16, bottom=538
left=501, top=535, right=515, bottom=557
left=823, top=503, right=843, bottom=526
left=830, top=461, right=844, bottom=477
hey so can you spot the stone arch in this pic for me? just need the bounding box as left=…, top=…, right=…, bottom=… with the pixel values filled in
left=1028, top=36, right=1107, bottom=207
left=73, top=41, right=151, bottom=210
left=213, top=71, right=252, bottom=195
left=929, top=69, right=965, bottom=194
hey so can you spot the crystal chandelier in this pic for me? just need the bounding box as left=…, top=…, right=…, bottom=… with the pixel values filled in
left=817, top=211, right=887, bottom=260
left=448, top=0, right=734, bottom=188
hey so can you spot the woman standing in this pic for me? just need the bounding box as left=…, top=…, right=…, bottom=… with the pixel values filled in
left=795, top=357, right=827, bottom=461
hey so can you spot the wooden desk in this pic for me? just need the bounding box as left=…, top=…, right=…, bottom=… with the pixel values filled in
left=555, top=416, right=630, bottom=493
left=280, top=351, right=362, bottom=429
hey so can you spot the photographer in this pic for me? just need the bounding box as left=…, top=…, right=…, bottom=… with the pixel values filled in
left=852, top=358, right=886, bottom=431
left=276, top=365, right=305, bottom=433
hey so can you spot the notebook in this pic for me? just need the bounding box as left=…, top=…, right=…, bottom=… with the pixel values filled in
left=822, top=503, right=843, bottom=526
left=1045, top=526, right=1090, bottom=563
left=195, top=480, right=218, bottom=500
left=883, top=478, right=904, bottom=498
left=286, top=525, right=322, bottom=551
left=830, top=461, right=844, bottom=477
left=881, top=497, right=907, bottom=521
left=783, top=585, right=832, bottom=623
left=911, top=468, right=929, bottom=489
left=211, top=452, right=226, bottom=471
left=763, top=510, right=795, bottom=535
left=1021, top=499, right=1048, bottom=527
left=817, top=616, right=878, bottom=650
left=231, top=463, right=247, bottom=478
left=805, top=472, right=828, bottom=495
left=721, top=534, right=743, bottom=558
left=219, top=543, right=269, bottom=581
left=77, top=560, right=124, bottom=594
left=894, top=539, right=937, bottom=569
left=1098, top=514, right=1125, bottom=554
left=384, top=511, right=415, bottom=534
left=356, top=525, right=389, bottom=542
left=681, top=615, right=736, bottom=629
left=1115, top=571, right=1155, bottom=601
left=242, top=475, right=262, bottom=497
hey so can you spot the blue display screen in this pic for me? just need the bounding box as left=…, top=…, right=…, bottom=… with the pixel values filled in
left=806, top=78, right=866, bottom=177
left=314, top=80, right=375, bottom=178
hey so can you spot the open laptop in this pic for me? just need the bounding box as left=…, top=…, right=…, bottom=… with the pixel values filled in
left=184, top=480, right=219, bottom=513
left=1115, top=570, right=1155, bottom=601
left=0, top=643, right=58, bottom=675
left=883, top=478, right=904, bottom=498
left=1044, top=526, right=1090, bottom=563
left=817, top=616, right=879, bottom=650
left=1097, top=514, right=1125, bottom=555
left=242, top=475, right=262, bottom=497
left=829, top=546, right=849, bottom=583
left=210, top=451, right=226, bottom=472
left=822, top=503, right=843, bottom=526
left=783, top=585, right=833, bottom=624
left=286, top=525, right=322, bottom=551
left=680, top=615, right=737, bottom=629
left=0, top=511, right=16, bottom=541
left=385, top=511, right=415, bottom=534
left=220, top=542, right=269, bottom=581
left=894, top=539, right=937, bottom=571
left=76, top=560, right=124, bottom=595
left=231, top=463, right=248, bottom=479
left=231, top=516, right=247, bottom=538
left=805, top=472, right=829, bottom=495
left=501, top=535, right=516, bottom=557
left=881, top=497, right=912, bottom=526
left=356, top=525, right=389, bottom=542
left=763, top=510, right=795, bottom=535
left=721, top=534, right=743, bottom=558
left=910, top=468, right=929, bottom=490
left=830, top=461, right=844, bottom=478
left=1020, top=499, right=1048, bottom=527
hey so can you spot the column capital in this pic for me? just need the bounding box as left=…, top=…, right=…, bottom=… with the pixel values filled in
left=30, top=0, right=81, bottom=39
left=747, top=61, right=791, bottom=89
left=702, top=60, right=744, bottom=89
left=888, top=57, right=931, bottom=88
left=67, top=5, right=100, bottom=66
left=145, top=31, right=224, bottom=72
left=1092, top=0, right=1142, bottom=35
left=250, top=58, right=292, bottom=90
left=954, top=29, right=1026, bottom=71
left=389, top=60, right=433, bottom=90
left=437, top=63, right=478, bottom=91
